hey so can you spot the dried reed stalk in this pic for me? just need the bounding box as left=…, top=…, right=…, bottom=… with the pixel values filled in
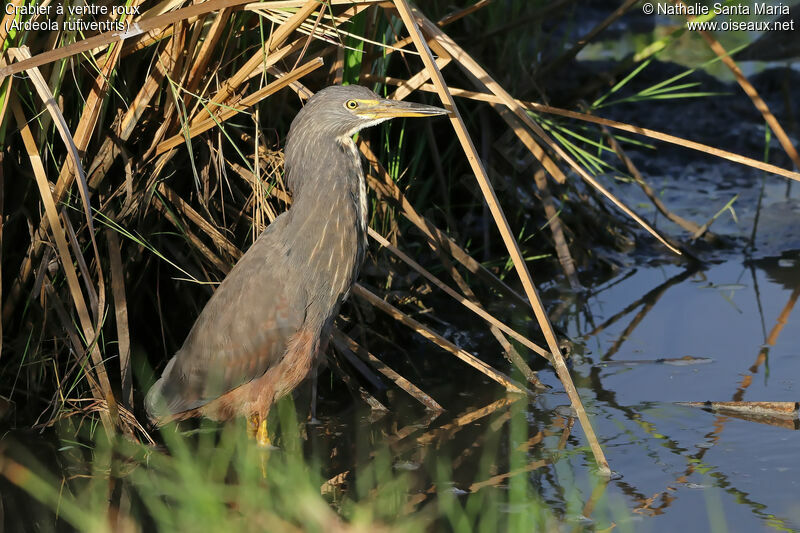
left=416, top=15, right=680, bottom=257
left=393, top=0, right=610, bottom=474
left=368, top=228, right=550, bottom=360
left=157, top=57, right=324, bottom=154
left=358, top=140, right=529, bottom=307
left=677, top=1, right=800, bottom=172
left=600, top=124, right=710, bottom=240
left=369, top=80, right=800, bottom=182
left=353, top=283, right=530, bottom=396
left=12, top=101, right=118, bottom=434
left=108, top=232, right=133, bottom=409
left=333, top=330, right=444, bottom=412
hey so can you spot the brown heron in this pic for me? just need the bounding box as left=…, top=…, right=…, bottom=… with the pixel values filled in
left=145, top=85, right=448, bottom=446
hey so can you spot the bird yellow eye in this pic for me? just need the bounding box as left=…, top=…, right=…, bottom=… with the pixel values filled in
left=345, top=100, right=359, bottom=110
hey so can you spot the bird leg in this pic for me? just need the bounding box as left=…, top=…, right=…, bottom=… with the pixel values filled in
left=247, top=413, right=271, bottom=447
left=246, top=414, right=271, bottom=479
left=256, top=418, right=271, bottom=448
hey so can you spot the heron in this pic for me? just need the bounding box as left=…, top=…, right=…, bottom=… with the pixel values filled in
left=145, top=85, right=448, bottom=446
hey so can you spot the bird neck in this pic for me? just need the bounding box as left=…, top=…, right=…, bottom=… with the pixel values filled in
left=285, top=132, right=367, bottom=230
left=282, top=133, right=368, bottom=301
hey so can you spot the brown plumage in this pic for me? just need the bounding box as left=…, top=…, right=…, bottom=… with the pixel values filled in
left=145, top=86, right=447, bottom=441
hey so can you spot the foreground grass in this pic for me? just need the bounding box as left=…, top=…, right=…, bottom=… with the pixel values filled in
left=1, top=394, right=634, bottom=532
left=3, top=402, right=417, bottom=532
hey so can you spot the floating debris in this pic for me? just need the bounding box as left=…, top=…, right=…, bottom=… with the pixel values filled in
left=598, top=356, right=713, bottom=367
left=678, top=401, right=800, bottom=429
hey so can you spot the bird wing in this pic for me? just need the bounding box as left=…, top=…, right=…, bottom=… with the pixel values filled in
left=148, top=213, right=307, bottom=416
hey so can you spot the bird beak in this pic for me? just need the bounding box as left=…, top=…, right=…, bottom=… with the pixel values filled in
left=358, top=98, right=449, bottom=119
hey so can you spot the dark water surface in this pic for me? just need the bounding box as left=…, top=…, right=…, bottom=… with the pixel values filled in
left=305, top=251, right=800, bottom=532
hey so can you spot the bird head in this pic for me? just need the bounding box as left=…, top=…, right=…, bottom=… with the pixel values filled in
left=290, top=85, right=449, bottom=140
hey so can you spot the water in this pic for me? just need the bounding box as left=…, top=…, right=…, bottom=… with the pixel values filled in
left=563, top=259, right=800, bottom=530
left=303, top=252, right=799, bottom=531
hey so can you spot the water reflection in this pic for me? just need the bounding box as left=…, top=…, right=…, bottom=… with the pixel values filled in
left=563, top=256, right=800, bottom=530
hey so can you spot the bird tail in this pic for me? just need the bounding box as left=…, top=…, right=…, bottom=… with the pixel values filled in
left=144, top=377, right=168, bottom=425
left=144, top=358, right=177, bottom=425
left=145, top=358, right=209, bottom=426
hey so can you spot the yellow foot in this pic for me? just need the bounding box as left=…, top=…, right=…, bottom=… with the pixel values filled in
left=255, top=418, right=271, bottom=479
left=259, top=447, right=270, bottom=479
left=256, top=418, right=271, bottom=448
